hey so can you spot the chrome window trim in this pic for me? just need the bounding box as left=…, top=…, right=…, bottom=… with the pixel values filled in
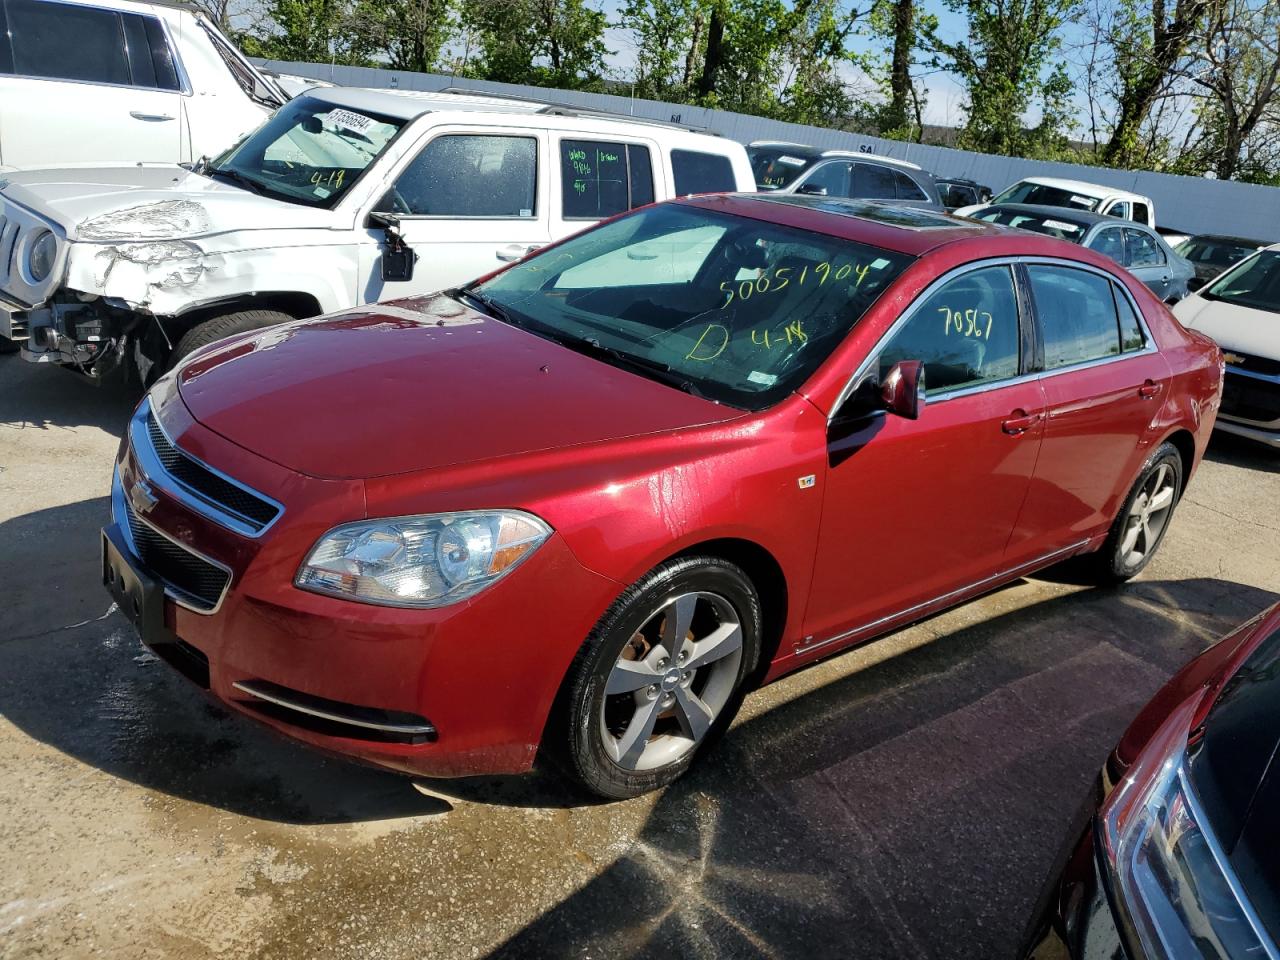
left=111, top=467, right=233, bottom=615
left=828, top=255, right=1158, bottom=422
left=231, top=680, right=438, bottom=736
left=131, top=398, right=285, bottom=538
left=2, top=1, right=192, bottom=95
left=796, top=537, right=1091, bottom=657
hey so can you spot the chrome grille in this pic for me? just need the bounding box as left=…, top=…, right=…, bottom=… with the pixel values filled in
left=1222, top=373, right=1280, bottom=424
left=122, top=495, right=230, bottom=612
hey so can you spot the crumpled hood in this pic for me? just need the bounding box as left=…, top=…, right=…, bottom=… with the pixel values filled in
left=0, top=165, right=333, bottom=240
left=176, top=295, right=742, bottom=480
left=1173, top=294, right=1280, bottom=360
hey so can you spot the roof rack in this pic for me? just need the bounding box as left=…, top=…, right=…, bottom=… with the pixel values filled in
left=437, top=86, right=719, bottom=136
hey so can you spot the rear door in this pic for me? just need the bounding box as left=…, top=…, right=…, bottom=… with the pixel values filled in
left=549, top=134, right=659, bottom=239
left=0, top=0, right=186, bottom=168
left=362, top=127, right=552, bottom=299
left=1006, top=263, right=1171, bottom=564
left=1124, top=227, right=1173, bottom=300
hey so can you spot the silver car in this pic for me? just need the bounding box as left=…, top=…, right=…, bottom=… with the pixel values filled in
left=966, top=203, right=1196, bottom=302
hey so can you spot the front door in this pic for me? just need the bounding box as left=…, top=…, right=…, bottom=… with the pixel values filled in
left=361, top=129, right=551, bottom=302
left=802, top=262, right=1047, bottom=650
left=1124, top=228, right=1173, bottom=301
left=1006, top=264, right=1172, bottom=562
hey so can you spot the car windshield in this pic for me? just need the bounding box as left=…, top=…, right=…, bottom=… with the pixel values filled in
left=1176, top=238, right=1257, bottom=268
left=748, top=148, right=819, bottom=190
left=471, top=203, right=913, bottom=410
left=209, top=97, right=404, bottom=208
left=972, top=208, right=1087, bottom=242
left=1202, top=250, right=1280, bottom=314
left=991, top=181, right=1101, bottom=211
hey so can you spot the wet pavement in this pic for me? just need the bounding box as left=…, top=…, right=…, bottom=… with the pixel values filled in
left=2, top=355, right=1278, bottom=959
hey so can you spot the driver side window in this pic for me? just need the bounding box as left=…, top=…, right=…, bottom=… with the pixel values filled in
left=876, top=265, right=1021, bottom=395
left=384, top=135, right=537, bottom=218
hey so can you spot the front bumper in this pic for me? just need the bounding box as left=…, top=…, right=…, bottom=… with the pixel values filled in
left=104, top=390, right=623, bottom=778
left=1216, top=365, right=1280, bottom=448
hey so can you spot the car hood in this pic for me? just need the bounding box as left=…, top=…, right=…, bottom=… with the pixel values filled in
left=176, top=295, right=743, bottom=480
left=1173, top=294, right=1280, bottom=359
left=0, top=165, right=332, bottom=240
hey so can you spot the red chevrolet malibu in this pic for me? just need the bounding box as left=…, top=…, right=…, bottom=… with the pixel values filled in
left=102, top=196, right=1222, bottom=799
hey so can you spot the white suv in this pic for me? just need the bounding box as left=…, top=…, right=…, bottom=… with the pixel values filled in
left=0, top=87, right=754, bottom=380
left=954, top=176, right=1157, bottom=227
left=0, top=0, right=286, bottom=171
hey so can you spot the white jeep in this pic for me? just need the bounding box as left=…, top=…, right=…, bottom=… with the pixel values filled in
left=0, top=87, right=754, bottom=380
left=0, top=0, right=287, bottom=172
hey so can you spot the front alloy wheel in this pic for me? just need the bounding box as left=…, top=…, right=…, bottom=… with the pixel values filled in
left=558, top=557, right=761, bottom=799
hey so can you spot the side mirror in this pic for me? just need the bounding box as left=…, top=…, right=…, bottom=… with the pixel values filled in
left=367, top=211, right=417, bottom=282
left=796, top=183, right=828, bottom=197
left=881, top=360, right=925, bottom=420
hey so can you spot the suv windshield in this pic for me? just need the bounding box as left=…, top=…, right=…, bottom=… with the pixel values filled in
left=210, top=97, right=404, bottom=208
left=748, top=147, right=818, bottom=190
left=991, top=181, right=1101, bottom=211
left=972, top=208, right=1087, bottom=242
left=471, top=202, right=913, bottom=409
left=1202, top=250, right=1280, bottom=314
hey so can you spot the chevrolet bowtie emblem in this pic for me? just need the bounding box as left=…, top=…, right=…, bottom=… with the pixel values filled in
left=129, top=478, right=159, bottom=515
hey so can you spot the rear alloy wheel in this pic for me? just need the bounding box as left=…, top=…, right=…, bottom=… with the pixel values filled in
left=1088, top=442, right=1184, bottom=584
left=559, top=557, right=761, bottom=799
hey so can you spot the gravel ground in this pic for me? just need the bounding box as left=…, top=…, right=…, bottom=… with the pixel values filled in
left=2, top=354, right=1277, bottom=960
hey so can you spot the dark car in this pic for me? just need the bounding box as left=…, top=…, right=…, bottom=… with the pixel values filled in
left=1023, top=603, right=1280, bottom=959
left=1175, top=234, right=1269, bottom=291
left=967, top=203, right=1196, bottom=303
left=747, top=141, right=943, bottom=209
left=936, top=176, right=992, bottom=211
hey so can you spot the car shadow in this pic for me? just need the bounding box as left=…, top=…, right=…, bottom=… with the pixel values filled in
left=1205, top=430, right=1278, bottom=473
left=0, top=356, right=137, bottom=436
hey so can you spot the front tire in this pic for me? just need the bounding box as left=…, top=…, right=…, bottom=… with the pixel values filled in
left=1086, top=442, right=1183, bottom=584
left=557, top=556, right=762, bottom=800
left=169, top=309, right=295, bottom=370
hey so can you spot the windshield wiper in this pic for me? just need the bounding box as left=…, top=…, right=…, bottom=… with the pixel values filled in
left=453, top=288, right=519, bottom=327
left=208, top=167, right=264, bottom=195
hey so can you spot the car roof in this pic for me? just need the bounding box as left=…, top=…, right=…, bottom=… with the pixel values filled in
left=1014, top=176, right=1147, bottom=201
left=969, top=203, right=1123, bottom=228
left=747, top=141, right=923, bottom=172
left=679, top=194, right=1023, bottom=257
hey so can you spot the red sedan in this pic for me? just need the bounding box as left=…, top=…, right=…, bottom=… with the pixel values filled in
left=101, top=195, right=1223, bottom=799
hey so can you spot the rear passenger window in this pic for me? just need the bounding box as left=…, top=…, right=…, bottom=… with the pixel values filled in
left=1113, top=284, right=1146, bottom=352
left=671, top=150, right=736, bottom=196
left=853, top=163, right=897, bottom=200
left=1028, top=265, right=1121, bottom=369
left=6, top=0, right=130, bottom=85
left=392, top=135, right=537, bottom=218
left=560, top=140, right=655, bottom=219
left=1086, top=228, right=1126, bottom=265
left=1132, top=202, right=1150, bottom=225
left=877, top=265, right=1021, bottom=394
left=893, top=169, right=927, bottom=201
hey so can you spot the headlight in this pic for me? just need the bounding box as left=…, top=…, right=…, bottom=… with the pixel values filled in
left=295, top=511, right=552, bottom=607
left=1100, top=695, right=1276, bottom=958
left=27, top=230, right=57, bottom=283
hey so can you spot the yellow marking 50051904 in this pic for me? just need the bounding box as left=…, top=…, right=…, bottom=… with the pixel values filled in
left=718, top=261, right=872, bottom=309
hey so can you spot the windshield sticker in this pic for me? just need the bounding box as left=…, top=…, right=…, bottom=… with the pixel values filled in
left=777, top=155, right=806, bottom=166
left=748, top=370, right=778, bottom=385
left=324, top=108, right=375, bottom=134
left=1042, top=219, right=1079, bottom=232
left=1069, top=195, right=1095, bottom=206
left=939, top=306, right=994, bottom=341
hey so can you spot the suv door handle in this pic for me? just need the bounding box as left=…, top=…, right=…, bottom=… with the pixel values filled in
left=1001, top=410, right=1043, bottom=435
left=1139, top=379, right=1163, bottom=399
left=130, top=111, right=176, bottom=122
left=495, top=243, right=540, bottom=262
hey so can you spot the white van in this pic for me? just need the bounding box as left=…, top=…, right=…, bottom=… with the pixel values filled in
left=0, top=87, right=754, bottom=380
left=0, top=0, right=286, bottom=171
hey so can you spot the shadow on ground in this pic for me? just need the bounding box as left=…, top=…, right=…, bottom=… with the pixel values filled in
left=0, top=355, right=137, bottom=435
left=1204, top=431, right=1278, bottom=474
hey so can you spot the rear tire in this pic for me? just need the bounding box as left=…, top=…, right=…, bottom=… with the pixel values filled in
left=168, top=309, right=294, bottom=370
left=1084, top=442, right=1183, bottom=585
left=555, top=556, right=762, bottom=800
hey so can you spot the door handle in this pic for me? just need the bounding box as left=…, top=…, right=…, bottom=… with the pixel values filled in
left=1139, top=379, right=1163, bottom=399
left=495, top=243, right=540, bottom=262
left=130, top=111, right=176, bottom=122
left=1001, top=410, right=1043, bottom=435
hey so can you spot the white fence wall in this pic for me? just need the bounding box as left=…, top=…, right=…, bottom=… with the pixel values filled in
left=257, top=58, right=1280, bottom=242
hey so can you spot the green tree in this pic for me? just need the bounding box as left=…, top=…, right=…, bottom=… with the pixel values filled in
left=927, top=0, right=1079, bottom=157
left=459, top=0, right=610, bottom=90
left=243, top=0, right=376, bottom=65
left=618, top=0, right=705, bottom=100
left=351, top=0, right=454, bottom=74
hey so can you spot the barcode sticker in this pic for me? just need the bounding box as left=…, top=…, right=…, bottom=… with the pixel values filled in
left=325, top=109, right=374, bottom=134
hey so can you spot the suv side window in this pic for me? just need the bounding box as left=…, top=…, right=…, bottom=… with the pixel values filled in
left=1028, top=264, right=1122, bottom=369
left=801, top=161, right=850, bottom=197
left=877, top=264, right=1022, bottom=394
left=1103, top=200, right=1129, bottom=219
left=560, top=140, right=654, bottom=220
left=893, top=169, right=927, bottom=201
left=671, top=149, right=735, bottom=195
left=392, top=135, right=537, bottom=218
left=852, top=163, right=897, bottom=200
left=1086, top=227, right=1127, bottom=265
left=1125, top=228, right=1165, bottom=267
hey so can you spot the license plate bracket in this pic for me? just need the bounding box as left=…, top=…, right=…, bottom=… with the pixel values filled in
left=101, top=524, right=170, bottom=647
